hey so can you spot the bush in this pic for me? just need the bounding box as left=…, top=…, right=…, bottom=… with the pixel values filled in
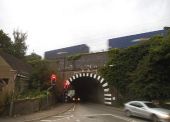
left=16, top=89, right=48, bottom=100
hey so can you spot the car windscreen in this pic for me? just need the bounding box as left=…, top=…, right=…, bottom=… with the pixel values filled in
left=145, top=103, right=158, bottom=108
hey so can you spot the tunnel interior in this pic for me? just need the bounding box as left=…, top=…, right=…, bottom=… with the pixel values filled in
left=71, top=77, right=104, bottom=103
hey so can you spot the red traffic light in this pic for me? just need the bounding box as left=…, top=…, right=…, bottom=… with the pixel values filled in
left=64, top=80, right=70, bottom=89
left=51, top=74, right=57, bottom=81
left=50, top=74, right=57, bottom=85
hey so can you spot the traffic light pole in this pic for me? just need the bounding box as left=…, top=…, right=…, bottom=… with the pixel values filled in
left=47, top=86, right=53, bottom=107
left=63, top=57, right=66, bottom=81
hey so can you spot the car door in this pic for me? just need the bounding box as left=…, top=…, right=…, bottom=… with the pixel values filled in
left=134, top=102, right=150, bottom=119
left=129, top=102, right=140, bottom=116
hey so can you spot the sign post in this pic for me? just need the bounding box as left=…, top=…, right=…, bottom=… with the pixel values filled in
left=47, top=73, right=57, bottom=106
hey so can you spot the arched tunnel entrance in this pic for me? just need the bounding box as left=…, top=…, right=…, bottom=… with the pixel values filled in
left=72, top=77, right=104, bottom=103
left=67, top=73, right=112, bottom=105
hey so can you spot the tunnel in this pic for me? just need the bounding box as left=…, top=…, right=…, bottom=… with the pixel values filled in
left=71, top=77, right=104, bottom=103
left=67, top=73, right=112, bottom=105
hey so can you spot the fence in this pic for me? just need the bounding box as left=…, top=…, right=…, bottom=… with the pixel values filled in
left=0, top=95, right=56, bottom=116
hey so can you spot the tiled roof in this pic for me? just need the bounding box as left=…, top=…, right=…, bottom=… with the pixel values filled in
left=0, top=51, right=32, bottom=75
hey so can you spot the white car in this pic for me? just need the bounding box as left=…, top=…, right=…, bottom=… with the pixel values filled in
left=124, top=101, right=170, bottom=122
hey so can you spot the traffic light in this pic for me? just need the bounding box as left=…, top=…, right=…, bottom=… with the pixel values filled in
left=50, top=74, right=57, bottom=85
left=64, top=80, right=70, bottom=89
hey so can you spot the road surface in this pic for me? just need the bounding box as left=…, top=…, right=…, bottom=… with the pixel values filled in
left=34, top=103, right=150, bottom=122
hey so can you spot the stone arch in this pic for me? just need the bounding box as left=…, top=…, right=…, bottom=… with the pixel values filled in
left=66, top=72, right=112, bottom=105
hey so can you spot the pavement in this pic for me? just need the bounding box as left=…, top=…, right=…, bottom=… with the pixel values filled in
left=0, top=103, right=74, bottom=122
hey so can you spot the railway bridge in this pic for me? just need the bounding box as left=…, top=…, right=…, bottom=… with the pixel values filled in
left=50, top=52, right=114, bottom=105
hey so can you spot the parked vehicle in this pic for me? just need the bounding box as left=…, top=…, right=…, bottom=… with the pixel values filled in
left=72, top=96, right=81, bottom=103
left=124, top=101, right=170, bottom=122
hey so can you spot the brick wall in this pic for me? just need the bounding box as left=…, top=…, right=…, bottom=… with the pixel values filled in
left=12, top=95, right=56, bottom=115
left=56, top=52, right=108, bottom=71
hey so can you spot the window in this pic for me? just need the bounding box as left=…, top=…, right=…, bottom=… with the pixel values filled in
left=130, top=102, right=143, bottom=108
left=145, top=103, right=157, bottom=108
left=130, top=102, right=138, bottom=107
left=0, top=78, right=9, bottom=91
left=136, top=102, right=144, bottom=108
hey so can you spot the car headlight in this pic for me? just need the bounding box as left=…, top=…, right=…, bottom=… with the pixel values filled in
left=159, top=113, right=170, bottom=119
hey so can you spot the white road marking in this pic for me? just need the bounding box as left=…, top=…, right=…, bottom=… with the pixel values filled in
left=50, top=105, right=76, bottom=121
left=72, top=104, right=76, bottom=111
left=41, top=113, right=142, bottom=122
left=76, top=119, right=80, bottom=122
left=40, top=120, right=52, bottom=122
left=53, top=115, right=70, bottom=118
left=82, top=113, right=142, bottom=122
left=40, top=104, right=143, bottom=122
left=110, top=114, right=135, bottom=122
left=56, top=118, right=66, bottom=121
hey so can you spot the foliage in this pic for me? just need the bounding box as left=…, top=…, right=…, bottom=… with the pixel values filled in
left=0, top=30, right=13, bottom=54
left=16, top=89, right=48, bottom=100
left=67, top=54, right=82, bottom=61
left=129, top=35, right=170, bottom=100
left=0, top=29, right=27, bottom=59
left=25, top=52, right=42, bottom=63
left=12, top=30, right=27, bottom=59
left=99, top=32, right=170, bottom=101
left=26, top=57, right=51, bottom=89
left=25, top=53, right=59, bottom=91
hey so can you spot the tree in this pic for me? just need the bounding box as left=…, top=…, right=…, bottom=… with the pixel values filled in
left=25, top=52, right=42, bottom=63
left=29, top=60, right=51, bottom=89
left=129, top=35, right=170, bottom=100
left=25, top=53, right=49, bottom=89
left=0, top=29, right=28, bottom=59
left=26, top=53, right=59, bottom=90
left=0, top=30, right=13, bottom=54
left=99, top=42, right=150, bottom=98
left=13, top=30, right=27, bottom=59
left=99, top=32, right=170, bottom=101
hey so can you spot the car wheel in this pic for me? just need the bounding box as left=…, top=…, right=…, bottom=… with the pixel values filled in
left=152, top=115, right=160, bottom=122
left=125, top=110, right=132, bottom=117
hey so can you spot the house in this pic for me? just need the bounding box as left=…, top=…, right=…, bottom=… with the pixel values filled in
left=0, top=51, right=32, bottom=101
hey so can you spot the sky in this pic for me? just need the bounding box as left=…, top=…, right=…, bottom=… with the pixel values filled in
left=0, top=0, right=170, bottom=57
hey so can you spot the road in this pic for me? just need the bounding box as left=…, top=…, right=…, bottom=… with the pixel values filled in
left=34, top=103, right=150, bottom=122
